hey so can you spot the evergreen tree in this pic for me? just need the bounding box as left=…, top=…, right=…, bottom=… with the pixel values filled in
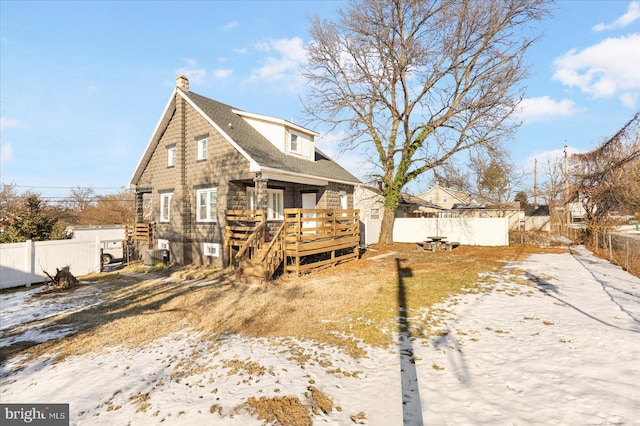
left=1, top=194, right=71, bottom=242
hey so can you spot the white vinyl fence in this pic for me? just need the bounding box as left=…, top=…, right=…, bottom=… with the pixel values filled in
left=363, top=217, right=509, bottom=246
left=0, top=238, right=102, bottom=289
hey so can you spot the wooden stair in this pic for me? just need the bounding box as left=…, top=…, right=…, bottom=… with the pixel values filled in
left=235, top=248, right=270, bottom=285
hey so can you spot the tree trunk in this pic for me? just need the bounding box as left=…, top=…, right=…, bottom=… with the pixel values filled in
left=44, top=266, right=78, bottom=289
left=378, top=205, right=397, bottom=244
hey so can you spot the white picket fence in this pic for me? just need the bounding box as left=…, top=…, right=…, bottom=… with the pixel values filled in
left=0, top=238, right=102, bottom=289
left=363, top=217, right=509, bottom=246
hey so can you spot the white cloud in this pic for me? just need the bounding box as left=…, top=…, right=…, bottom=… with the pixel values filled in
left=0, top=117, right=22, bottom=128
left=518, top=96, right=578, bottom=124
left=214, top=68, right=234, bottom=79
left=223, top=20, right=238, bottom=32
left=521, top=147, right=583, bottom=174
left=233, top=48, right=247, bottom=55
left=250, top=37, right=307, bottom=91
left=1, top=144, right=15, bottom=163
left=552, top=34, right=640, bottom=108
left=593, top=1, right=640, bottom=31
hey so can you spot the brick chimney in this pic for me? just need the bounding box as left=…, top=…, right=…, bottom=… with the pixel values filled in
left=176, top=75, right=189, bottom=91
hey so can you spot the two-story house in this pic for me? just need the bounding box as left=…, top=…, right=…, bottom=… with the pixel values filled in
left=129, top=76, right=361, bottom=267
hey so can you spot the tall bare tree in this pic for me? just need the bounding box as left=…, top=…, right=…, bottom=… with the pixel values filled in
left=303, top=0, right=551, bottom=243
left=570, top=112, right=640, bottom=235
left=540, top=156, right=565, bottom=226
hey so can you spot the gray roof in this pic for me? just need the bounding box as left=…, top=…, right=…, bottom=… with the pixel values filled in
left=130, top=89, right=361, bottom=187
left=184, top=91, right=360, bottom=184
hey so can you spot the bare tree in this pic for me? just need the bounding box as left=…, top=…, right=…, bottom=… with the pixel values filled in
left=540, top=156, right=565, bottom=227
left=303, top=0, right=551, bottom=243
left=570, top=112, right=640, bottom=235
left=77, top=190, right=135, bottom=225
left=62, top=186, right=96, bottom=212
left=431, top=160, right=473, bottom=194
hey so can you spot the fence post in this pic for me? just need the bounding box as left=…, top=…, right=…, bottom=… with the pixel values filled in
left=608, top=233, right=613, bottom=261
left=25, top=239, right=34, bottom=287
left=96, top=236, right=103, bottom=273
left=626, top=237, right=630, bottom=271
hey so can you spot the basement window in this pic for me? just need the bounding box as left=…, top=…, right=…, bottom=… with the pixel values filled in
left=203, top=242, right=220, bottom=257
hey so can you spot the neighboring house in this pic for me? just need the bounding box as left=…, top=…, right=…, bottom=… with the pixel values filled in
left=355, top=185, right=443, bottom=221
left=129, top=75, right=361, bottom=267
left=417, top=184, right=523, bottom=229
left=524, top=205, right=551, bottom=232
left=416, top=182, right=473, bottom=209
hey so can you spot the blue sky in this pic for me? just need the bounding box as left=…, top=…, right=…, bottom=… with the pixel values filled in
left=1, top=0, right=639, bottom=200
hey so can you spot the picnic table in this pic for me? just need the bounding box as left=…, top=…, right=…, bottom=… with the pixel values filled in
left=416, top=236, right=459, bottom=252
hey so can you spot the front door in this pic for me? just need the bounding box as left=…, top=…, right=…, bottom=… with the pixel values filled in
left=301, top=192, right=316, bottom=230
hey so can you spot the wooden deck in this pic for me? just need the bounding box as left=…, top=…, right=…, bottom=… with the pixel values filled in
left=225, top=208, right=360, bottom=283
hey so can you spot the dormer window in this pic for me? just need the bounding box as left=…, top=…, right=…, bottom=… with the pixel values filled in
left=290, top=133, right=298, bottom=153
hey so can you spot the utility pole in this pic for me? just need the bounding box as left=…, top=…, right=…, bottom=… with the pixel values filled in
left=533, top=158, right=538, bottom=208
left=564, top=145, right=569, bottom=230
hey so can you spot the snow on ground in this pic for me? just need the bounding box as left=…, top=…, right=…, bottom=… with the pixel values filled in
left=0, top=282, right=102, bottom=347
left=1, top=245, right=639, bottom=425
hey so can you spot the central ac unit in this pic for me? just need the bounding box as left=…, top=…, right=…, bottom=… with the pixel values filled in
left=144, top=249, right=169, bottom=265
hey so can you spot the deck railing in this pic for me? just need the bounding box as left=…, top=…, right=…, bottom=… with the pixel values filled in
left=225, top=208, right=360, bottom=280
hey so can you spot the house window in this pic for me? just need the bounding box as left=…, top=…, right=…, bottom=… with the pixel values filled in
left=158, top=239, right=169, bottom=250
left=203, top=242, right=220, bottom=257
left=246, top=188, right=283, bottom=220
left=167, top=146, right=176, bottom=168
left=370, top=208, right=380, bottom=220
left=160, top=193, right=172, bottom=222
left=290, top=133, right=298, bottom=153
left=197, top=138, right=208, bottom=161
left=196, top=187, right=217, bottom=222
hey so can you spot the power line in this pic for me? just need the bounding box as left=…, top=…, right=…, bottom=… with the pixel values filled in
left=8, top=185, right=127, bottom=190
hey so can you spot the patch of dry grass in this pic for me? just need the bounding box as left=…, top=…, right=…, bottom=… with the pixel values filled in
left=5, top=244, right=564, bottom=366
left=246, top=395, right=312, bottom=426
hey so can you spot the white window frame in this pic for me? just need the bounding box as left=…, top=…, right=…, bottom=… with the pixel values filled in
left=160, top=193, right=172, bottom=222
left=246, top=188, right=284, bottom=220
left=289, top=133, right=299, bottom=153
left=197, top=138, right=208, bottom=161
left=203, top=242, right=220, bottom=257
left=158, top=239, right=170, bottom=250
left=167, top=146, right=176, bottom=167
left=370, top=208, right=380, bottom=220
left=196, top=187, right=217, bottom=222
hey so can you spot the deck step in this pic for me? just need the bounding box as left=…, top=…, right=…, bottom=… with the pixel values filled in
left=235, top=274, right=267, bottom=285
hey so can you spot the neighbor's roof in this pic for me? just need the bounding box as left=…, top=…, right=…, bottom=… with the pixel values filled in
left=130, top=89, right=360, bottom=186
left=417, top=184, right=473, bottom=204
